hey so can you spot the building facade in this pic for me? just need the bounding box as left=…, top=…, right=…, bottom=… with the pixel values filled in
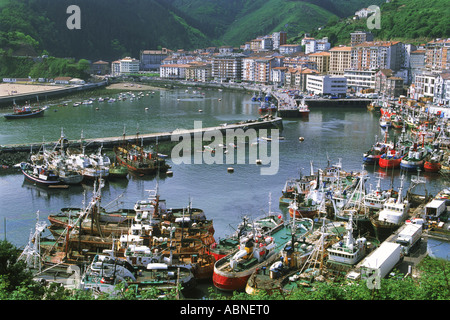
left=140, top=48, right=169, bottom=71
left=306, top=75, right=347, bottom=96
left=211, top=54, right=244, bottom=82
left=329, top=46, right=352, bottom=75
left=308, top=51, right=330, bottom=74
left=344, top=70, right=377, bottom=91
left=119, top=57, right=140, bottom=74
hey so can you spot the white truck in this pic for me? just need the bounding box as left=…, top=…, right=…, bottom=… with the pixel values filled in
left=424, top=199, right=446, bottom=218
left=395, top=223, right=422, bottom=255
left=360, top=242, right=403, bottom=281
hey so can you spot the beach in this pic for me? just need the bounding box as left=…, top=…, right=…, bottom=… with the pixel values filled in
left=0, top=83, right=67, bottom=98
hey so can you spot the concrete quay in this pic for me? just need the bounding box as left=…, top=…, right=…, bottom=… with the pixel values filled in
left=0, top=116, right=283, bottom=154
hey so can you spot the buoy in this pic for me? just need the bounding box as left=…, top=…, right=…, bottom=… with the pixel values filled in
left=227, top=167, right=234, bottom=173
left=299, top=137, right=305, bottom=141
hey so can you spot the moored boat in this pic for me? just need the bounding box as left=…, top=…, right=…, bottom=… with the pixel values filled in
left=4, top=104, right=47, bottom=119
left=212, top=217, right=313, bottom=291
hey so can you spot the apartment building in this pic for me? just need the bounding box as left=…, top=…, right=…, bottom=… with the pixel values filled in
left=308, top=51, right=330, bottom=74
left=285, top=67, right=317, bottom=91
left=350, top=41, right=403, bottom=72
left=425, top=38, right=450, bottom=71
left=350, top=31, right=374, bottom=46
left=271, top=66, right=288, bottom=87
left=344, top=70, right=377, bottom=91
left=211, top=54, right=244, bottom=82
left=272, top=31, right=287, bottom=50
left=434, top=72, right=450, bottom=106
left=185, top=62, right=212, bottom=82
left=302, top=37, right=330, bottom=54
left=329, top=46, right=352, bottom=75
left=306, top=75, right=347, bottom=96
left=279, top=44, right=302, bottom=55
left=410, top=71, right=438, bottom=99
left=111, top=60, right=120, bottom=77
left=159, top=64, right=190, bottom=79
left=410, top=49, right=426, bottom=82
left=118, top=57, right=140, bottom=74
left=283, top=54, right=317, bottom=70
left=91, top=60, right=110, bottom=76
left=375, top=69, right=404, bottom=97
left=140, top=48, right=169, bottom=71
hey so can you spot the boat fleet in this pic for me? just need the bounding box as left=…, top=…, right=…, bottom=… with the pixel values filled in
left=14, top=91, right=450, bottom=298
left=365, top=97, right=450, bottom=175
left=16, top=129, right=170, bottom=188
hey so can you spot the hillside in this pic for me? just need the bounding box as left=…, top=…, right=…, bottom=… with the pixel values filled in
left=309, top=0, right=450, bottom=46
left=0, top=0, right=382, bottom=61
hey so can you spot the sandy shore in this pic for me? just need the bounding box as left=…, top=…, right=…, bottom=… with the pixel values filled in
left=106, top=82, right=165, bottom=91
left=0, top=83, right=67, bottom=98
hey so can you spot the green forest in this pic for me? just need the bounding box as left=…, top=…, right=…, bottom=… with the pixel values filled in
left=0, top=0, right=449, bottom=79
left=309, top=0, right=450, bottom=46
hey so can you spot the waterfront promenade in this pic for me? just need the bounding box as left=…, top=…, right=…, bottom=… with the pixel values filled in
left=0, top=81, right=107, bottom=107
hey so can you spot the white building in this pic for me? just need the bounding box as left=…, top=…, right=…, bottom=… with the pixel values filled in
left=302, top=37, right=330, bottom=54
left=344, top=70, right=377, bottom=91
left=306, top=75, right=347, bottom=96
left=434, top=73, right=450, bottom=106
left=279, top=44, right=302, bottom=55
left=159, top=64, right=190, bottom=79
left=119, top=57, right=140, bottom=74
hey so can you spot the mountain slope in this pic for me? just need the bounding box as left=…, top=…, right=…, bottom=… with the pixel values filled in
left=310, top=0, right=450, bottom=46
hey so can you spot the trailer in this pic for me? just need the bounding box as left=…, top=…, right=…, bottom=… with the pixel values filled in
left=424, top=199, right=446, bottom=218
left=360, top=242, right=402, bottom=280
left=395, top=223, right=422, bottom=255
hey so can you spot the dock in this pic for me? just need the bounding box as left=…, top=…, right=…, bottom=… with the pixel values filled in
left=0, top=116, right=283, bottom=154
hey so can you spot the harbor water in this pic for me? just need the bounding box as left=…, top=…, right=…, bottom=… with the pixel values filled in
left=0, top=86, right=448, bottom=257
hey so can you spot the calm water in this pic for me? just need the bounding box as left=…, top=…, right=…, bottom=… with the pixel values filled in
left=0, top=87, right=448, bottom=259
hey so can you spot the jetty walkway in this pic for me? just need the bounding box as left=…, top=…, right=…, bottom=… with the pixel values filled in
left=0, top=116, right=283, bottom=154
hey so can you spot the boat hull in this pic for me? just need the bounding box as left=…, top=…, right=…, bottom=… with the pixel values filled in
left=379, top=156, right=402, bottom=169
left=399, top=159, right=424, bottom=171
left=4, top=108, right=45, bottom=119
left=424, top=161, right=441, bottom=173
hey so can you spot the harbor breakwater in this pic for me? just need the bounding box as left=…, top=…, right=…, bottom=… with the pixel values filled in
left=0, top=116, right=283, bottom=168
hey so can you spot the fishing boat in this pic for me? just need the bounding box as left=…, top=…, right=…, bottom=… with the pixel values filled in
left=424, top=148, right=445, bottom=173
left=399, top=144, right=428, bottom=172
left=390, top=114, right=404, bottom=129
left=212, top=217, right=313, bottom=291
left=115, top=144, right=170, bottom=175
left=370, top=176, right=410, bottom=240
left=4, top=104, right=47, bottom=119
left=363, top=174, right=394, bottom=211
left=209, top=214, right=284, bottom=261
left=363, top=135, right=391, bottom=165
left=326, top=214, right=367, bottom=266
left=19, top=162, right=65, bottom=188
left=288, top=193, right=320, bottom=219
left=379, top=114, right=391, bottom=129
left=245, top=218, right=342, bottom=295
left=108, top=163, right=129, bottom=179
